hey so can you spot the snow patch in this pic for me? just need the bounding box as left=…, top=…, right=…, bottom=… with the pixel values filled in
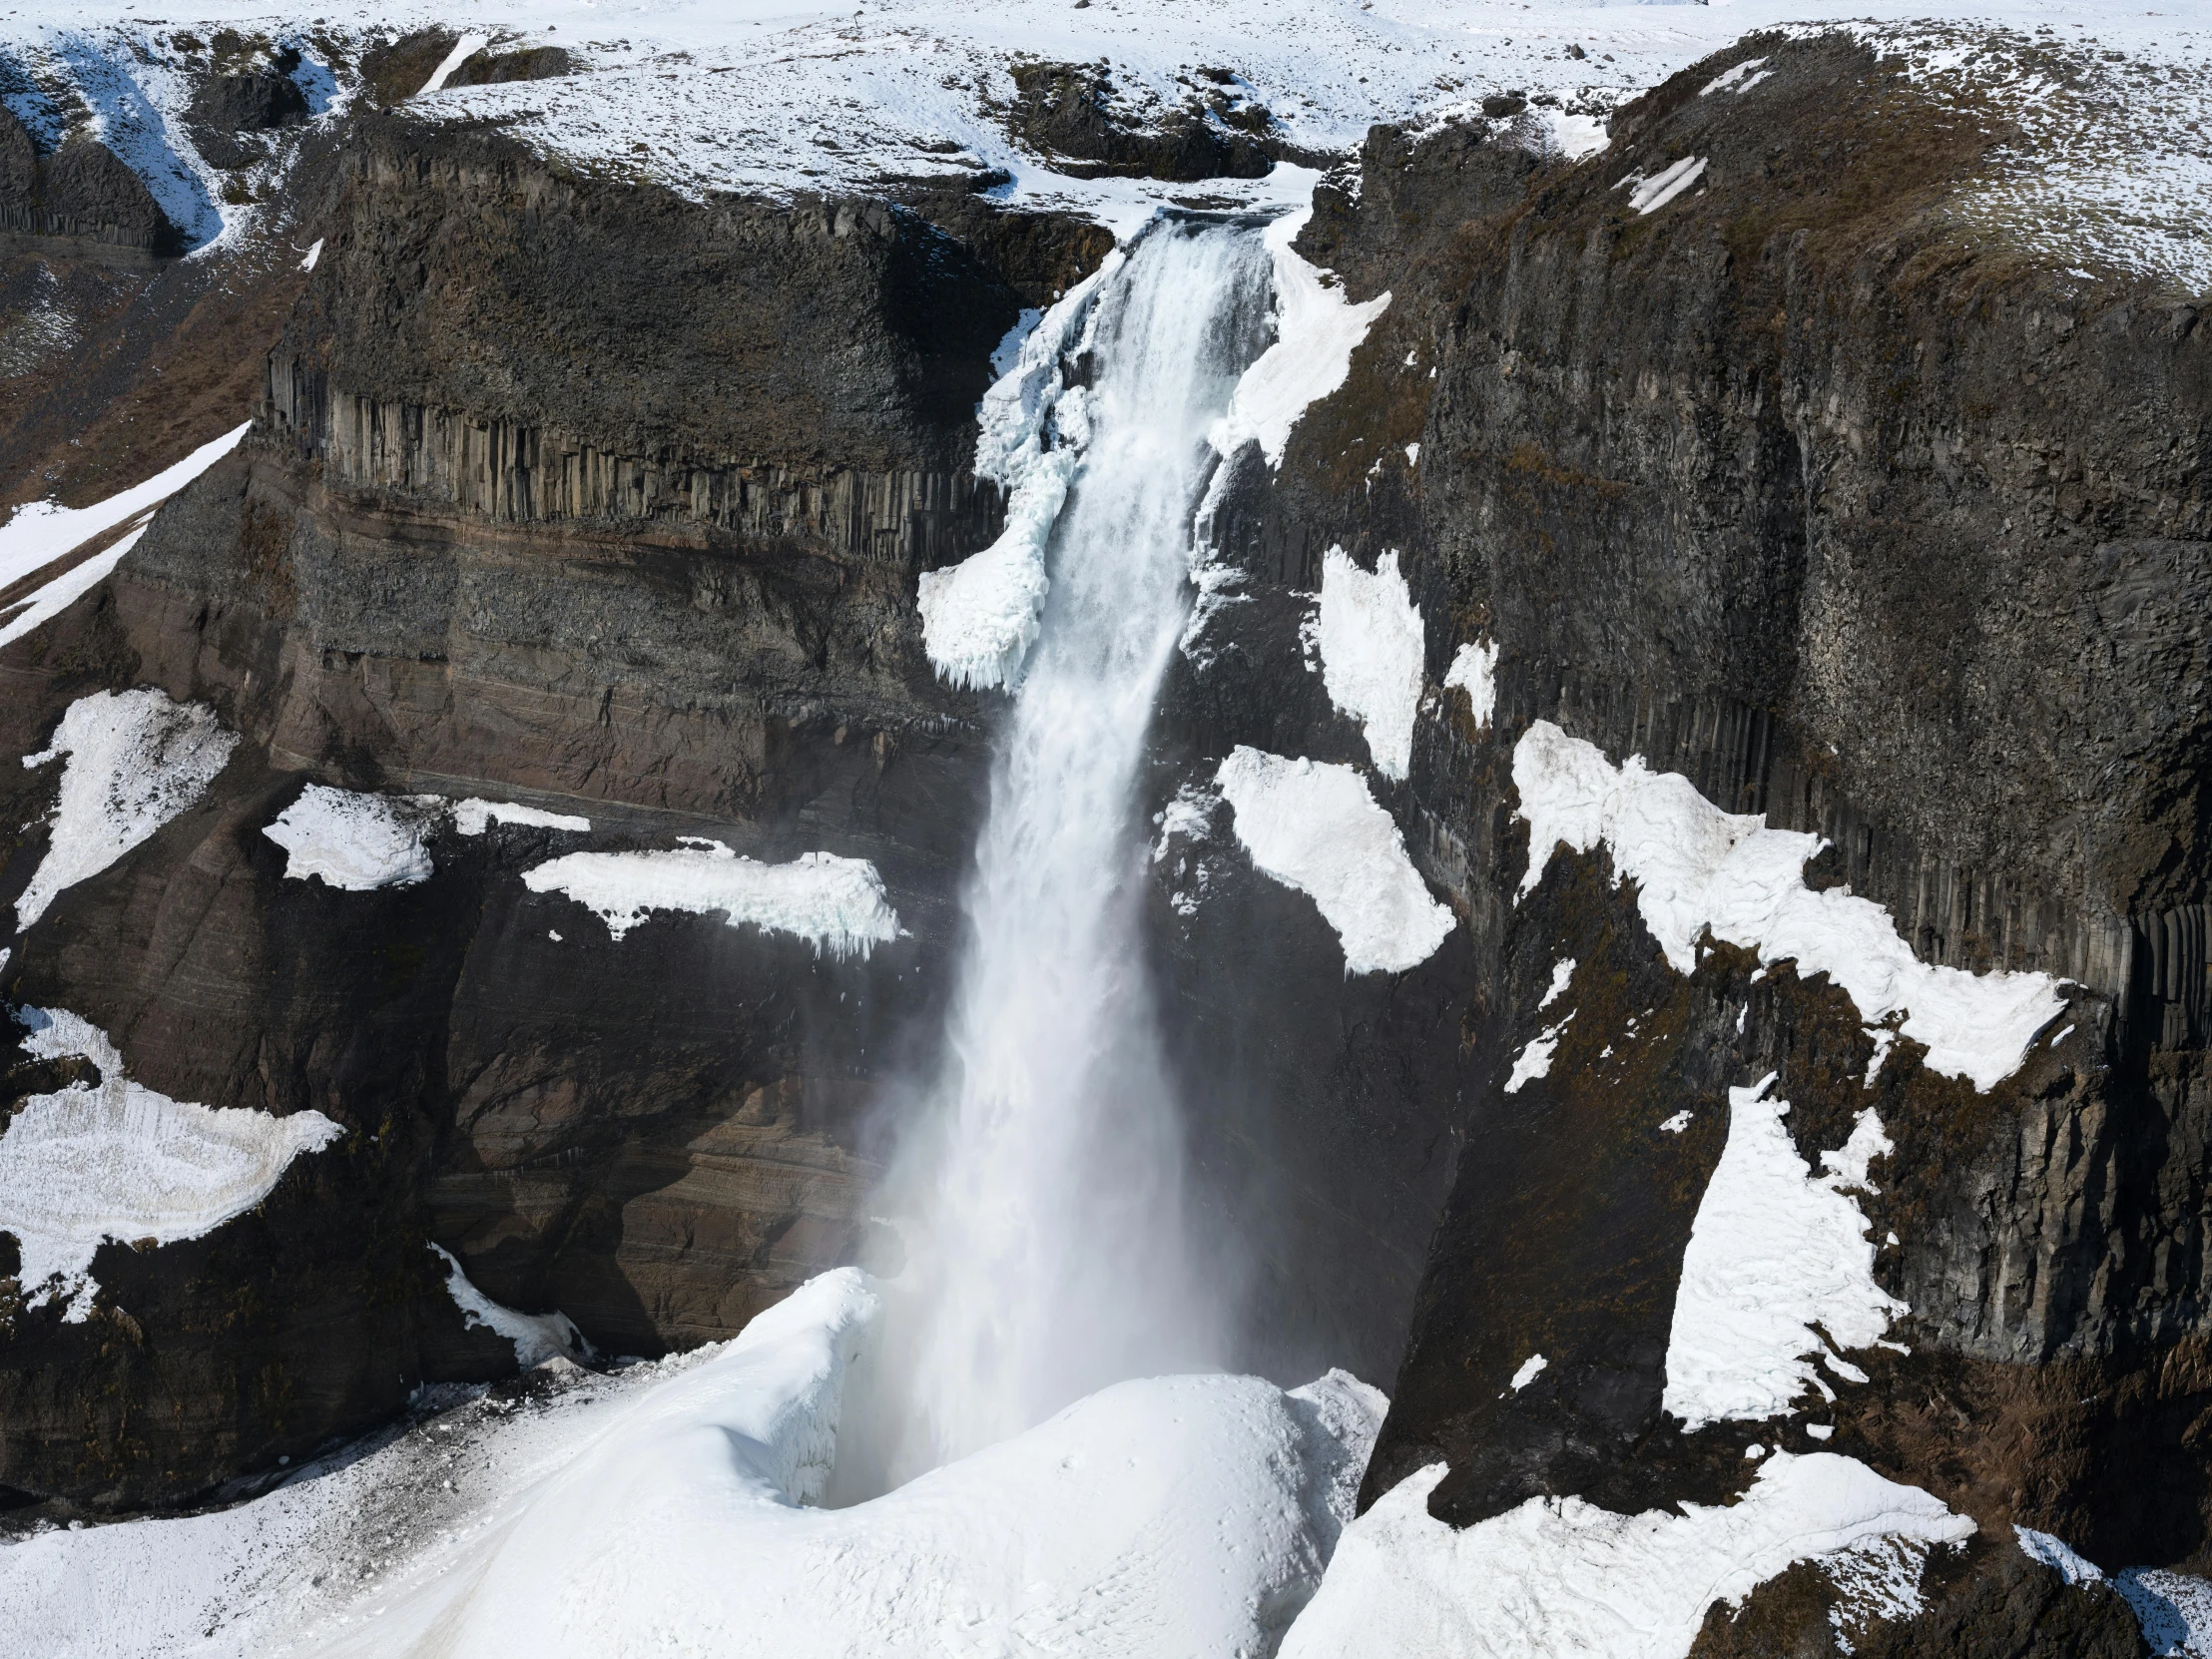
left=1512, top=722, right=2064, bottom=1091
left=1538, top=957, right=1575, bottom=1010
left=1660, top=1110, right=1693, bottom=1134
left=1215, top=747, right=1454, bottom=975
left=1281, top=1450, right=1973, bottom=1659
left=1504, top=1013, right=1571, bottom=1095
left=263, top=786, right=434, bottom=891
left=298, top=238, right=323, bottom=272
left=918, top=255, right=1119, bottom=690
left=1621, top=155, right=1708, bottom=215
left=1317, top=546, right=1424, bottom=781
left=451, top=799, right=592, bottom=837
left=1152, top=782, right=1219, bottom=862
left=430, top=1244, right=588, bottom=1370
left=2015, top=1526, right=2103, bottom=1585
left=1663, top=1075, right=1903, bottom=1431
left=17, top=687, right=238, bottom=930
left=523, top=841, right=901, bottom=959
left=1210, top=207, right=1390, bottom=468
left=1507, top=1355, right=1547, bottom=1393
left=1443, top=638, right=1498, bottom=729
left=418, top=32, right=490, bottom=97
left=1702, top=58, right=1770, bottom=96
left=0, top=1008, right=339, bottom=1321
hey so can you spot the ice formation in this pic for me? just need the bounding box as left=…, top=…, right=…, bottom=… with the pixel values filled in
left=523, top=840, right=901, bottom=959
left=1512, top=722, right=2064, bottom=1091
left=0, top=1008, right=340, bottom=1320
left=1216, top=747, right=1454, bottom=974
left=1663, top=1074, right=1904, bottom=1430
left=917, top=254, right=1121, bottom=690
left=1210, top=207, right=1390, bottom=467
left=429, top=1244, right=587, bottom=1370
left=1316, top=547, right=1424, bottom=781
left=1280, top=1451, right=1973, bottom=1659
left=16, top=687, right=239, bottom=930
left=263, top=785, right=435, bottom=890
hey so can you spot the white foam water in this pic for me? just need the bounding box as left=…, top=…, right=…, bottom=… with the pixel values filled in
left=867, top=218, right=1278, bottom=1483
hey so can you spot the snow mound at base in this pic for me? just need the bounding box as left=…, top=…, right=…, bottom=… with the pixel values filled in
left=0, top=1270, right=1386, bottom=1659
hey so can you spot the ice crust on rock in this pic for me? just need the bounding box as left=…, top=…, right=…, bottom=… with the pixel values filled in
left=263, top=785, right=435, bottom=890
left=1513, top=722, right=2064, bottom=1091
left=918, top=254, right=1121, bottom=690
left=17, top=687, right=238, bottom=930
left=524, top=840, right=901, bottom=959
left=1663, top=1074, right=1903, bottom=1431
left=1216, top=746, right=1454, bottom=974
left=1210, top=207, right=1389, bottom=468
left=1444, top=638, right=1499, bottom=730
left=1280, top=1449, right=1972, bottom=1659
left=430, top=1244, right=587, bottom=1370
left=1317, top=546, right=1423, bottom=781
left=0, top=1008, right=339, bottom=1320
left=0, top=1269, right=1390, bottom=1659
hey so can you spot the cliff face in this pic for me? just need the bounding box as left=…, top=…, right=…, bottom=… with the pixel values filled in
left=1145, top=26, right=2212, bottom=1630
left=0, top=109, right=1112, bottom=1505
left=0, top=20, right=2207, bottom=1648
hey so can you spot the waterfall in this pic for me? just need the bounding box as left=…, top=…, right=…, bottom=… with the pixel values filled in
left=869, top=218, right=1278, bottom=1483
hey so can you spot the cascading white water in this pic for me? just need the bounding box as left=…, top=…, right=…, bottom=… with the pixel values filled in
left=873, top=219, right=1278, bottom=1480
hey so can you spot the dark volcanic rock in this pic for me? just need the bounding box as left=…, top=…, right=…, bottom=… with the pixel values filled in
left=1004, top=60, right=1277, bottom=182
left=444, top=46, right=575, bottom=88
left=185, top=55, right=309, bottom=171
left=0, top=111, right=182, bottom=256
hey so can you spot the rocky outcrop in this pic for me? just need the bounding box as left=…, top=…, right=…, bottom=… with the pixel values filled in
left=1001, top=60, right=1281, bottom=182
left=0, top=111, right=180, bottom=257
left=184, top=52, right=310, bottom=171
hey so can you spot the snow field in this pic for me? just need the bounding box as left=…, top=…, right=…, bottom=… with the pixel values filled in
left=16, top=687, right=238, bottom=930
left=1512, top=722, right=2064, bottom=1091
left=1215, top=746, right=1454, bottom=974
left=1281, top=1450, right=1973, bottom=1659
left=1662, top=1074, right=1904, bottom=1430
left=0, top=1007, right=340, bottom=1321
left=449, top=798, right=591, bottom=836
left=523, top=840, right=901, bottom=959
left=1316, top=547, right=1424, bottom=781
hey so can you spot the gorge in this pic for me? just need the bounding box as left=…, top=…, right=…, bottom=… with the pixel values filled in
left=0, top=2, right=2205, bottom=1655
